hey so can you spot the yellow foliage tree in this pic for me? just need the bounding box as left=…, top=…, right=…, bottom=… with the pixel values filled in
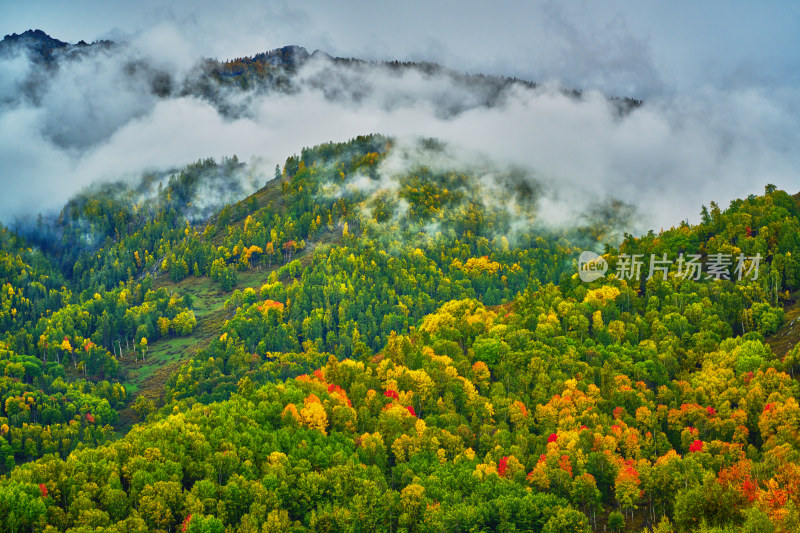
left=472, top=361, right=491, bottom=390
left=301, top=394, right=328, bottom=435
left=473, top=461, right=498, bottom=480
left=584, top=285, right=621, bottom=307
left=157, top=316, right=170, bottom=336
left=461, top=256, right=501, bottom=276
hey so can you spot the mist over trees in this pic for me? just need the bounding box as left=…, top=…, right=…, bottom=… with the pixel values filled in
left=5, top=29, right=795, bottom=233
left=0, top=132, right=798, bottom=531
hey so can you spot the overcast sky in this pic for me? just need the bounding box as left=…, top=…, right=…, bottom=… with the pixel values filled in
left=1, top=1, right=798, bottom=231
left=3, top=0, right=798, bottom=97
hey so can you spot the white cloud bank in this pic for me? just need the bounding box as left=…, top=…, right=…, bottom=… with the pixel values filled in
left=0, top=27, right=797, bottom=235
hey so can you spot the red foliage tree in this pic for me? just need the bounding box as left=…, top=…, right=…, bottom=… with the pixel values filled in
left=498, top=456, right=508, bottom=477
left=181, top=514, right=192, bottom=532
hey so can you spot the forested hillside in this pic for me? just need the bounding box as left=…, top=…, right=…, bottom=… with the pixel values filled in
left=0, top=134, right=799, bottom=532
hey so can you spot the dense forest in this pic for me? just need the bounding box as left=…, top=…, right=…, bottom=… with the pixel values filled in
left=0, top=133, right=799, bottom=532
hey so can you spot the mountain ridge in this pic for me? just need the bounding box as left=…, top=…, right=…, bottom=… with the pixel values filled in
left=0, top=29, right=643, bottom=113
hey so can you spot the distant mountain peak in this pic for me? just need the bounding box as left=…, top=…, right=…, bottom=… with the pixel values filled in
left=4, top=29, right=55, bottom=39
left=0, top=29, right=69, bottom=62
left=1, top=29, right=67, bottom=47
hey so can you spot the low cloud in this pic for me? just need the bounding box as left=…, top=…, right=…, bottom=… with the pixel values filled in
left=0, top=27, right=797, bottom=236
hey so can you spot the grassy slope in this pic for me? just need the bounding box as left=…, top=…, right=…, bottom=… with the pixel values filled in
left=766, top=293, right=800, bottom=359
left=115, top=232, right=336, bottom=430
left=122, top=177, right=295, bottom=396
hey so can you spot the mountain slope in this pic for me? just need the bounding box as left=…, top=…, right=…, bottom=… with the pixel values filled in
left=0, top=129, right=798, bottom=531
